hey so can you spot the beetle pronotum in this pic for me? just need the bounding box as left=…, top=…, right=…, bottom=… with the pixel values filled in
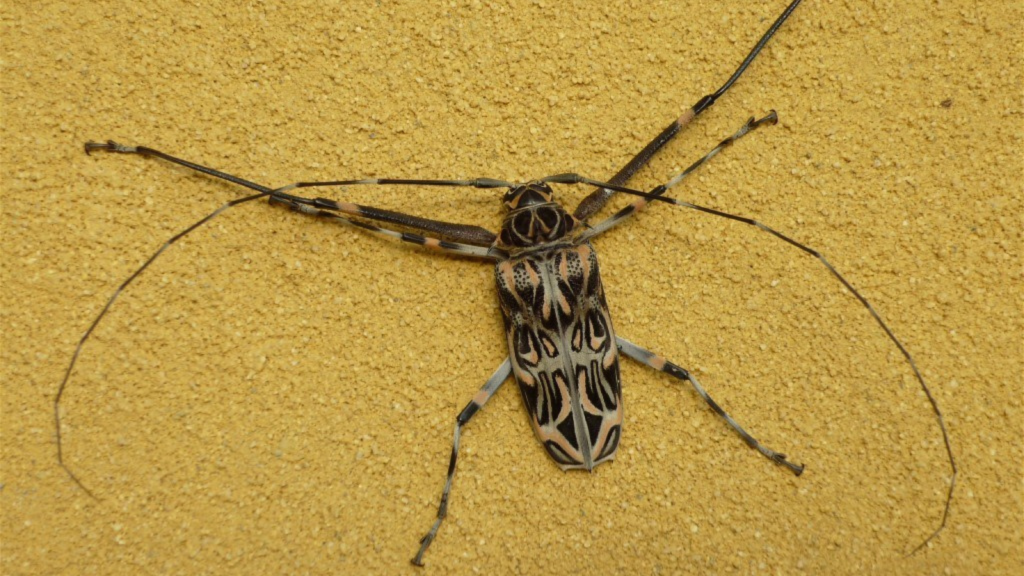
left=56, top=0, right=955, bottom=564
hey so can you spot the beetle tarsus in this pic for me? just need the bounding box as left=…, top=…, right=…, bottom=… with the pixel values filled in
left=84, top=140, right=137, bottom=155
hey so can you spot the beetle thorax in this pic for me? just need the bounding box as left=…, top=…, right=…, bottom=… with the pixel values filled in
left=497, top=182, right=576, bottom=250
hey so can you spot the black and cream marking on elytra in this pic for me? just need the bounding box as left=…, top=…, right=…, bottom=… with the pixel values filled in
left=58, top=0, right=956, bottom=565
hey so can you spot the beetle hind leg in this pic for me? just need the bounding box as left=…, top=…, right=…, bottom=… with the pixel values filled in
left=412, top=359, right=512, bottom=566
left=616, top=336, right=804, bottom=476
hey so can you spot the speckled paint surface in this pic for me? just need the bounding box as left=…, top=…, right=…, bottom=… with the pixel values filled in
left=2, top=1, right=1021, bottom=574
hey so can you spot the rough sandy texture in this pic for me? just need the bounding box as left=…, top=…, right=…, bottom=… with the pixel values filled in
left=2, top=1, right=1020, bottom=574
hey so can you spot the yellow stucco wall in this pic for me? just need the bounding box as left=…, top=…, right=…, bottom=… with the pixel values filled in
left=2, top=1, right=1020, bottom=574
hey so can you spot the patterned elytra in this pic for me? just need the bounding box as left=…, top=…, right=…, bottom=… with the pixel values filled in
left=57, top=0, right=955, bottom=567
left=496, top=233, right=621, bottom=470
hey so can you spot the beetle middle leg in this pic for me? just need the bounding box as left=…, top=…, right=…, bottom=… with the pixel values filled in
left=574, top=111, right=779, bottom=241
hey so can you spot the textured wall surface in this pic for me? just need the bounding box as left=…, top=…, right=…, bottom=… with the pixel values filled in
left=2, top=1, right=1020, bottom=574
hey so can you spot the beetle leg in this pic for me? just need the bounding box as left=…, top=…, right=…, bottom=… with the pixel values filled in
left=412, top=358, right=512, bottom=566
left=617, top=336, right=804, bottom=476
